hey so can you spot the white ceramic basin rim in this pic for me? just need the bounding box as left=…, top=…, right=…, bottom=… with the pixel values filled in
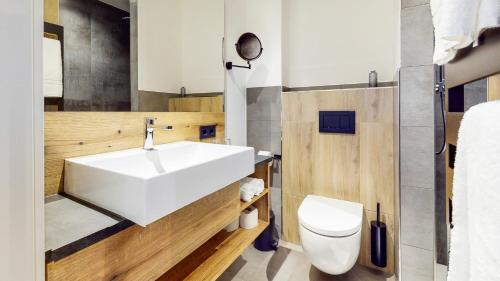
left=64, top=141, right=255, bottom=226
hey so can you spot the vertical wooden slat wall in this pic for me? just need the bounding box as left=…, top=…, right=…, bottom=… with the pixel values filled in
left=282, top=87, right=396, bottom=273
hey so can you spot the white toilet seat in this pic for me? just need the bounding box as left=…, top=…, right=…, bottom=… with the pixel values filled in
left=298, top=195, right=363, bottom=275
left=298, top=195, right=363, bottom=237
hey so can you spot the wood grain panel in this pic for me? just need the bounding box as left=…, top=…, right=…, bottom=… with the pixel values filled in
left=282, top=87, right=395, bottom=273
left=360, top=123, right=394, bottom=215
left=488, top=73, right=500, bottom=101
left=44, top=112, right=224, bottom=196
left=44, top=0, right=59, bottom=24
left=168, top=96, right=224, bottom=112
left=359, top=210, right=395, bottom=273
left=46, top=183, right=240, bottom=281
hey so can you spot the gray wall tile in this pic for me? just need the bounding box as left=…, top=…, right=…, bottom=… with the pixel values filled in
left=401, top=66, right=435, bottom=126
left=401, top=186, right=435, bottom=250
left=60, top=0, right=131, bottom=111
left=400, top=126, right=435, bottom=188
left=247, top=86, right=282, bottom=236
left=247, top=86, right=282, bottom=121
left=271, top=160, right=282, bottom=189
left=401, top=5, right=434, bottom=67
left=271, top=186, right=282, bottom=235
left=464, top=78, right=488, bottom=112
left=435, top=149, right=448, bottom=264
left=402, top=0, right=429, bottom=9
left=401, top=245, right=434, bottom=281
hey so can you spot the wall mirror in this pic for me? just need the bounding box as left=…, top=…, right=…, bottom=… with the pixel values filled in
left=43, top=0, right=225, bottom=113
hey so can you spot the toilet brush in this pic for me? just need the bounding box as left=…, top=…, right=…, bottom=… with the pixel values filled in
left=371, top=202, right=387, bottom=268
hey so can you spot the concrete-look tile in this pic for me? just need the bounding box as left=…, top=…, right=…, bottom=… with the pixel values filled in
left=402, top=0, right=429, bottom=9
left=248, top=120, right=271, bottom=137
left=270, top=187, right=282, bottom=206
left=217, top=256, right=253, bottom=281
left=270, top=135, right=282, bottom=155
left=400, top=66, right=435, bottom=127
left=247, top=86, right=282, bottom=121
left=401, top=245, right=434, bottom=281
left=270, top=120, right=282, bottom=135
left=272, top=250, right=312, bottom=280
left=401, top=5, right=434, bottom=67
left=401, top=186, right=435, bottom=250
left=248, top=133, right=271, bottom=153
left=464, top=78, right=488, bottom=112
left=271, top=160, right=282, bottom=189
left=400, top=126, right=435, bottom=188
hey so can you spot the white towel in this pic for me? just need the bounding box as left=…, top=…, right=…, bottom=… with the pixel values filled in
left=43, top=37, right=63, bottom=98
left=240, top=184, right=254, bottom=202
left=240, top=177, right=265, bottom=202
left=475, top=0, right=500, bottom=43
left=431, top=0, right=500, bottom=65
left=448, top=101, right=500, bottom=281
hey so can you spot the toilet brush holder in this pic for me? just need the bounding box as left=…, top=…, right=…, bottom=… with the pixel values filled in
left=371, top=203, right=387, bottom=268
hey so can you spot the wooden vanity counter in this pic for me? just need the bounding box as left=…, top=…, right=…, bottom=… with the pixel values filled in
left=44, top=112, right=272, bottom=281
left=46, top=161, right=271, bottom=281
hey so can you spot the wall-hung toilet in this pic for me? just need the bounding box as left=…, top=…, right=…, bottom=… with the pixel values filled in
left=298, top=195, right=363, bottom=275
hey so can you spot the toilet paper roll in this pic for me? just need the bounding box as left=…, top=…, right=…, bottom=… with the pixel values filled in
left=225, top=218, right=239, bottom=232
left=240, top=206, right=259, bottom=229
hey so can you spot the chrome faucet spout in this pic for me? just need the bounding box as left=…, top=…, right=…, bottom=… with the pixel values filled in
left=143, top=117, right=173, bottom=150
left=144, top=117, right=156, bottom=150
left=144, top=127, right=155, bottom=150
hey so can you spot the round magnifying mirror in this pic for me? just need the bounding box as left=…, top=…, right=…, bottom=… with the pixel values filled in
left=236, top=33, right=263, bottom=61
left=226, top=33, right=263, bottom=70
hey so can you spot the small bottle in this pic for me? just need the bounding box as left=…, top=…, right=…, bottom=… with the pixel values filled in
left=369, top=71, right=378, bottom=87
left=180, top=87, right=186, bottom=97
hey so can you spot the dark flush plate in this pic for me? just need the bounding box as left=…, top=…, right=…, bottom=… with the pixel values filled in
left=319, top=111, right=355, bottom=134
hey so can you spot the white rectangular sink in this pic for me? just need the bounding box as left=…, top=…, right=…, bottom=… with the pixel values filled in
left=64, top=141, right=254, bottom=226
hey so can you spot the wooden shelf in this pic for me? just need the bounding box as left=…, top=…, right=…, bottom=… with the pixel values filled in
left=183, top=220, right=269, bottom=281
left=240, top=189, right=269, bottom=211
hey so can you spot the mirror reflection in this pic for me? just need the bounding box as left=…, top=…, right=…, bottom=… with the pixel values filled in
left=43, top=0, right=224, bottom=113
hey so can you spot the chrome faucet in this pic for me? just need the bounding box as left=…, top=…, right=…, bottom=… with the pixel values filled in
left=144, top=117, right=173, bottom=150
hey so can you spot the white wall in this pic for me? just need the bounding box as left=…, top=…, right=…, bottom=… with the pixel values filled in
left=138, top=0, right=181, bottom=93
left=0, top=0, right=44, bottom=280
left=224, top=0, right=248, bottom=146
left=282, top=0, right=399, bottom=87
left=245, top=0, right=282, bottom=88
left=181, top=0, right=224, bottom=94
left=138, top=0, right=224, bottom=94
left=224, top=0, right=283, bottom=145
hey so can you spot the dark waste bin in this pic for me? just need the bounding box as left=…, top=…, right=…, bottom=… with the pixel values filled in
left=254, top=210, right=279, bottom=251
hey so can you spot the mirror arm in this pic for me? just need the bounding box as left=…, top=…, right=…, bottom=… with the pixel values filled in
left=225, top=61, right=251, bottom=70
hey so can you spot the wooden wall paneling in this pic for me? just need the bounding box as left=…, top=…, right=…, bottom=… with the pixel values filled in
left=359, top=210, right=395, bottom=273
left=254, top=192, right=270, bottom=222
left=46, top=183, right=240, bottom=281
left=282, top=87, right=395, bottom=273
left=44, top=0, right=59, bottom=24
left=488, top=73, right=500, bottom=101
left=282, top=194, right=304, bottom=244
left=168, top=96, right=224, bottom=112
left=157, top=230, right=232, bottom=281
left=250, top=164, right=271, bottom=189
left=44, top=112, right=225, bottom=196
left=359, top=123, right=394, bottom=215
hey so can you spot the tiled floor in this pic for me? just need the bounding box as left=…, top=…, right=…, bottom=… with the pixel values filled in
left=218, top=246, right=395, bottom=281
